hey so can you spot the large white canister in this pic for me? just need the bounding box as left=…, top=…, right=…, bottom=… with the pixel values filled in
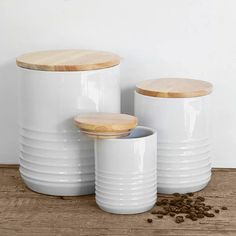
left=134, top=78, right=213, bottom=194
left=16, top=50, right=121, bottom=196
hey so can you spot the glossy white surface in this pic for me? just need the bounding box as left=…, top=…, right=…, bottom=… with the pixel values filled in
left=19, top=67, right=120, bottom=132
left=18, top=66, right=120, bottom=196
left=95, top=126, right=157, bottom=214
left=135, top=92, right=212, bottom=194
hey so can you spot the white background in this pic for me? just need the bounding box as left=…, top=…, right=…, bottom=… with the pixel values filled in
left=0, top=0, right=235, bottom=167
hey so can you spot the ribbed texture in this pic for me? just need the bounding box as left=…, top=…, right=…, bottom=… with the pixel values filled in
left=95, top=169, right=157, bottom=214
left=19, top=127, right=95, bottom=196
left=157, top=139, right=211, bottom=194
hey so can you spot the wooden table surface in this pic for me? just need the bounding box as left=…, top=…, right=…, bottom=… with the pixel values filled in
left=0, top=166, right=235, bottom=236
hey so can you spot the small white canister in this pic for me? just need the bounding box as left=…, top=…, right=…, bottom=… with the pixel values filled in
left=74, top=113, right=157, bottom=214
left=16, top=50, right=121, bottom=196
left=135, top=78, right=213, bottom=194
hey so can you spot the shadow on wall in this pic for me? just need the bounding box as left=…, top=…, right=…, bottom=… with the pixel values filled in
left=121, top=86, right=135, bottom=115
left=0, top=60, right=18, bottom=163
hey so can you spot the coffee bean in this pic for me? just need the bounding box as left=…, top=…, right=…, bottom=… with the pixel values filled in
left=222, top=206, right=228, bottom=210
left=197, top=214, right=204, bottom=218
left=175, top=216, right=184, bottom=223
left=190, top=212, right=197, bottom=217
left=161, top=199, right=169, bottom=205
left=187, top=192, right=194, bottom=197
left=204, top=212, right=215, bottom=217
left=173, top=193, right=180, bottom=197
left=147, top=218, right=153, bottom=223
left=169, top=212, right=176, bottom=217
left=186, top=199, right=193, bottom=204
left=175, top=209, right=180, bottom=214
left=191, top=217, right=198, bottom=221
left=157, top=215, right=163, bottom=219
left=215, top=209, right=220, bottom=213
left=197, top=196, right=205, bottom=202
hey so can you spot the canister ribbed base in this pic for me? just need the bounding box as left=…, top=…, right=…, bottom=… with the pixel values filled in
left=19, top=127, right=95, bottom=196
left=156, top=139, right=211, bottom=194
left=95, top=169, right=157, bottom=214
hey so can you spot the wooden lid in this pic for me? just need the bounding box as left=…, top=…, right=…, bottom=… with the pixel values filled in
left=74, top=113, right=138, bottom=139
left=136, top=78, right=213, bottom=98
left=16, top=49, right=120, bottom=71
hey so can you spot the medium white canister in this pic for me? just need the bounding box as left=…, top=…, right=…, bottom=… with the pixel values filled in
left=134, top=78, right=213, bottom=194
left=16, top=50, right=121, bottom=196
left=74, top=113, right=157, bottom=214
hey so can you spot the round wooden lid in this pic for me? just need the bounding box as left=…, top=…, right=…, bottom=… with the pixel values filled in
left=16, top=49, right=121, bottom=71
left=136, top=78, right=213, bottom=98
left=74, top=113, right=138, bottom=139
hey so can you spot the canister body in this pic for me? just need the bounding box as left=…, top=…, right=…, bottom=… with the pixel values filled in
left=95, top=126, right=157, bottom=214
left=135, top=92, right=211, bottom=194
left=18, top=66, right=120, bottom=196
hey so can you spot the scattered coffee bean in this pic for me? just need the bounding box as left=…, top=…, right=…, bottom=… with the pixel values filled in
left=161, top=199, right=169, bottom=205
left=197, top=213, right=204, bottom=218
left=204, top=212, right=215, bottom=217
left=186, top=199, right=193, bottom=204
left=197, top=196, right=205, bottom=202
left=175, top=216, right=184, bottom=223
left=204, top=206, right=211, bottom=211
left=147, top=218, right=153, bottom=223
left=149, top=192, right=224, bottom=224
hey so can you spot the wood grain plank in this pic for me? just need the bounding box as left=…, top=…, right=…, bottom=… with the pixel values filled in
left=0, top=167, right=235, bottom=236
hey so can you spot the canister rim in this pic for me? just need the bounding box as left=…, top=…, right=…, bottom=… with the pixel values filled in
left=136, top=78, right=213, bottom=98
left=16, top=49, right=121, bottom=72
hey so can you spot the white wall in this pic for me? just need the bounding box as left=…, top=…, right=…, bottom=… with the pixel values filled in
left=0, top=0, right=235, bottom=167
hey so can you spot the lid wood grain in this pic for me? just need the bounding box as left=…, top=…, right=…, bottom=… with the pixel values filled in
left=74, top=113, right=138, bottom=139
left=136, top=78, right=213, bottom=98
left=16, top=50, right=120, bottom=71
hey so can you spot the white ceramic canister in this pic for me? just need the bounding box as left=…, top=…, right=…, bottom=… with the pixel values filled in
left=135, top=78, right=213, bottom=194
left=16, top=50, right=121, bottom=196
left=74, top=113, right=157, bottom=214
